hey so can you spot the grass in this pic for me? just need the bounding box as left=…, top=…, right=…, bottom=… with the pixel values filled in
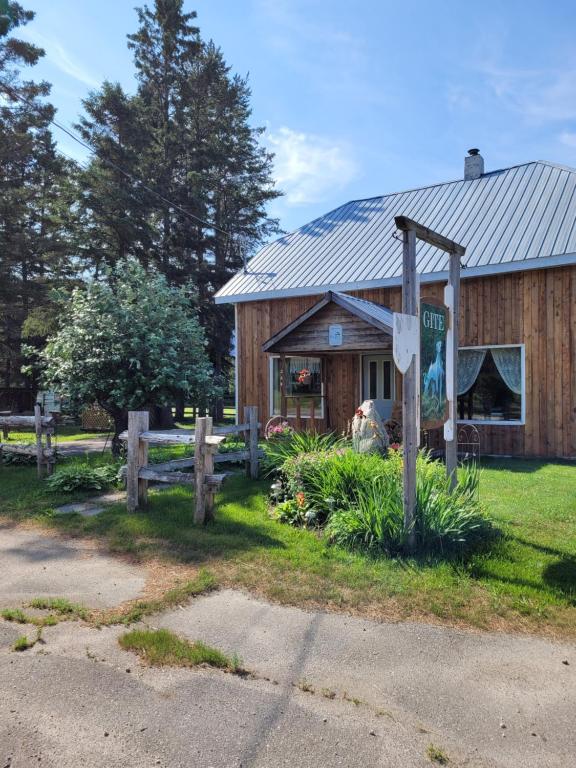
left=118, top=628, right=242, bottom=672
left=1, top=598, right=87, bottom=628
left=2, top=608, right=30, bottom=624
left=0, top=454, right=575, bottom=637
left=3, top=425, right=108, bottom=443
left=426, top=743, right=449, bottom=764
left=12, top=626, right=44, bottom=652
left=97, top=569, right=217, bottom=625
left=28, top=597, right=88, bottom=620
left=13, top=634, right=34, bottom=651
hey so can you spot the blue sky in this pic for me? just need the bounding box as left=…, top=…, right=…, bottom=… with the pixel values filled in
left=17, top=0, right=576, bottom=234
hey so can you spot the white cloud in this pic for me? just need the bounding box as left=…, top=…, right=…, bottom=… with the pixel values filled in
left=559, top=131, right=576, bottom=148
left=21, top=29, right=100, bottom=89
left=268, top=127, right=358, bottom=206
left=480, top=62, right=576, bottom=122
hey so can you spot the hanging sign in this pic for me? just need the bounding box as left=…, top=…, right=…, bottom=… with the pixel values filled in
left=392, top=312, right=419, bottom=374
left=420, top=297, right=449, bottom=429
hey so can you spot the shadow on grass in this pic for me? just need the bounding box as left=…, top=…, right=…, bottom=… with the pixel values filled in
left=480, top=457, right=576, bottom=474
left=466, top=534, right=576, bottom=605
left=507, top=535, right=573, bottom=560
left=480, top=458, right=544, bottom=474
left=543, top=558, right=576, bottom=601
left=50, top=475, right=286, bottom=566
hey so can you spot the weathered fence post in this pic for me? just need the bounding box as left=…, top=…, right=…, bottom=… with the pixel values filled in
left=45, top=428, right=54, bottom=476
left=194, top=416, right=209, bottom=524
left=244, top=405, right=259, bottom=479
left=203, top=417, right=216, bottom=521
left=34, top=405, right=43, bottom=479
left=127, top=411, right=149, bottom=512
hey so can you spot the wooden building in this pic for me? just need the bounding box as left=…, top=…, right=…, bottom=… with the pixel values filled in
left=216, top=153, right=576, bottom=459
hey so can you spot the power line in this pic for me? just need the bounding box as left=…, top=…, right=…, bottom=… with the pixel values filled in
left=0, top=80, right=233, bottom=239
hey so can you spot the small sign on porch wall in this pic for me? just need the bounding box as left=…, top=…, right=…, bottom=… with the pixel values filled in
left=328, top=324, right=343, bottom=346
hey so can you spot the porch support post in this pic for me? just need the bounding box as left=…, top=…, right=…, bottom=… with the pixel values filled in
left=402, top=225, right=418, bottom=553
left=445, top=251, right=461, bottom=489
left=280, top=354, right=287, bottom=419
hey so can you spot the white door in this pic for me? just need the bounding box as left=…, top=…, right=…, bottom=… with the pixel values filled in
left=362, top=355, right=394, bottom=420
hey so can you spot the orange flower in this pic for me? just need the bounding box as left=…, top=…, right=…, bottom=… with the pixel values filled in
left=296, top=492, right=306, bottom=508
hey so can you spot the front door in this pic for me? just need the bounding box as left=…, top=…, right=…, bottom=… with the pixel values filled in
left=362, top=355, right=394, bottom=420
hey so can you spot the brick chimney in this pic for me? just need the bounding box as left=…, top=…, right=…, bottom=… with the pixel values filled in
left=464, top=148, right=484, bottom=180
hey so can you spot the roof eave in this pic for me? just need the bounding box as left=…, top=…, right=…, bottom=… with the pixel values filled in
left=214, top=252, right=576, bottom=305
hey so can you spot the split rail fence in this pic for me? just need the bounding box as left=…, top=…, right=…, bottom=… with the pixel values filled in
left=121, top=405, right=262, bottom=523
left=0, top=405, right=56, bottom=477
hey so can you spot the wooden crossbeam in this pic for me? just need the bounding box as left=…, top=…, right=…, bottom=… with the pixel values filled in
left=395, top=216, right=466, bottom=256
left=119, top=430, right=225, bottom=446
left=0, top=443, right=55, bottom=458
left=0, top=415, right=54, bottom=428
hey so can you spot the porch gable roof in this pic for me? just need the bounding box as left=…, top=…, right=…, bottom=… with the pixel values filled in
left=262, top=291, right=393, bottom=353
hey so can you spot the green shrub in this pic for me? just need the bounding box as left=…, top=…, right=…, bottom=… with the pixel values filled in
left=2, top=448, right=37, bottom=466
left=280, top=448, right=400, bottom=524
left=46, top=463, right=118, bottom=493
left=273, top=498, right=306, bottom=526
left=273, top=445, right=491, bottom=556
left=326, top=455, right=490, bottom=555
left=263, top=430, right=347, bottom=475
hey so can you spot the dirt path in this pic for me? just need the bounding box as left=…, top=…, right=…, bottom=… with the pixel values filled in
left=0, top=527, right=574, bottom=767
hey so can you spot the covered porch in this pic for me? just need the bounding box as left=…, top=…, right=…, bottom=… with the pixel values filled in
left=262, top=291, right=400, bottom=433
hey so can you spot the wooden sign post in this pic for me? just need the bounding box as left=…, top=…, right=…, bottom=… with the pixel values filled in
left=393, top=216, right=465, bottom=551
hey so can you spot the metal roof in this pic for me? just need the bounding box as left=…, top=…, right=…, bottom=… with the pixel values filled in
left=332, top=292, right=394, bottom=332
left=215, top=161, right=576, bottom=304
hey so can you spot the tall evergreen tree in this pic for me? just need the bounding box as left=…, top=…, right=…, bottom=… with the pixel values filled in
left=78, top=0, right=281, bottom=414
left=0, top=2, right=76, bottom=402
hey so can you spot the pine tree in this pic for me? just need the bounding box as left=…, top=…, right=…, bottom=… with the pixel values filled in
left=78, top=0, right=281, bottom=415
left=0, top=2, right=75, bottom=402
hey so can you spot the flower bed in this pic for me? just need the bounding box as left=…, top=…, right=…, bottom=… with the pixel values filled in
left=266, top=434, right=492, bottom=557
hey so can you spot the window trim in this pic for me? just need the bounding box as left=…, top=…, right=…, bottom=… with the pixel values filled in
left=268, top=355, right=325, bottom=419
left=457, top=343, right=525, bottom=426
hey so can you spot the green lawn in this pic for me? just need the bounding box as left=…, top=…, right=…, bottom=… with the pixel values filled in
left=2, top=425, right=109, bottom=443
left=0, top=456, right=574, bottom=637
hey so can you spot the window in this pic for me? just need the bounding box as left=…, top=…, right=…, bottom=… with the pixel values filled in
left=270, top=356, right=323, bottom=418
left=457, top=345, right=524, bottom=424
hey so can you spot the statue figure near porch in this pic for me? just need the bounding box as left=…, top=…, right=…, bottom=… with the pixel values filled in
left=352, top=400, right=389, bottom=455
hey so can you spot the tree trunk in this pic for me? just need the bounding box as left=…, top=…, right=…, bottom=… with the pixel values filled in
left=149, top=405, right=175, bottom=429
left=174, top=394, right=185, bottom=421
left=111, top=411, right=128, bottom=458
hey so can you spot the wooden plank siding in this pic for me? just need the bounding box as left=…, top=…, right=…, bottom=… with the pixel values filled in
left=236, top=265, right=576, bottom=458
left=267, top=302, right=393, bottom=354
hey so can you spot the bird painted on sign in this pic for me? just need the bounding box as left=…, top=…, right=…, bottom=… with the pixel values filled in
left=423, top=341, right=445, bottom=400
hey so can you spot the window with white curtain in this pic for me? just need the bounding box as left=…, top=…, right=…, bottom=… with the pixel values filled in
left=457, top=345, right=524, bottom=424
left=269, top=356, right=323, bottom=418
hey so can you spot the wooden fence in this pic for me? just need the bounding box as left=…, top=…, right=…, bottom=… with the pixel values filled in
left=0, top=405, right=56, bottom=477
left=121, top=406, right=262, bottom=523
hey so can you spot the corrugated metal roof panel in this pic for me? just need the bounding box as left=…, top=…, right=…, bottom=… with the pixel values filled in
left=332, top=292, right=394, bottom=332
left=216, top=161, right=576, bottom=303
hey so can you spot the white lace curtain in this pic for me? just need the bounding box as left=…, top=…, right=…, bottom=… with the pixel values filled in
left=288, top=357, right=320, bottom=375
left=491, top=347, right=522, bottom=394
left=457, top=349, right=486, bottom=395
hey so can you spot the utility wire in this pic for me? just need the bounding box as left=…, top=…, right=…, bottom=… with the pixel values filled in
left=0, top=79, right=232, bottom=238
